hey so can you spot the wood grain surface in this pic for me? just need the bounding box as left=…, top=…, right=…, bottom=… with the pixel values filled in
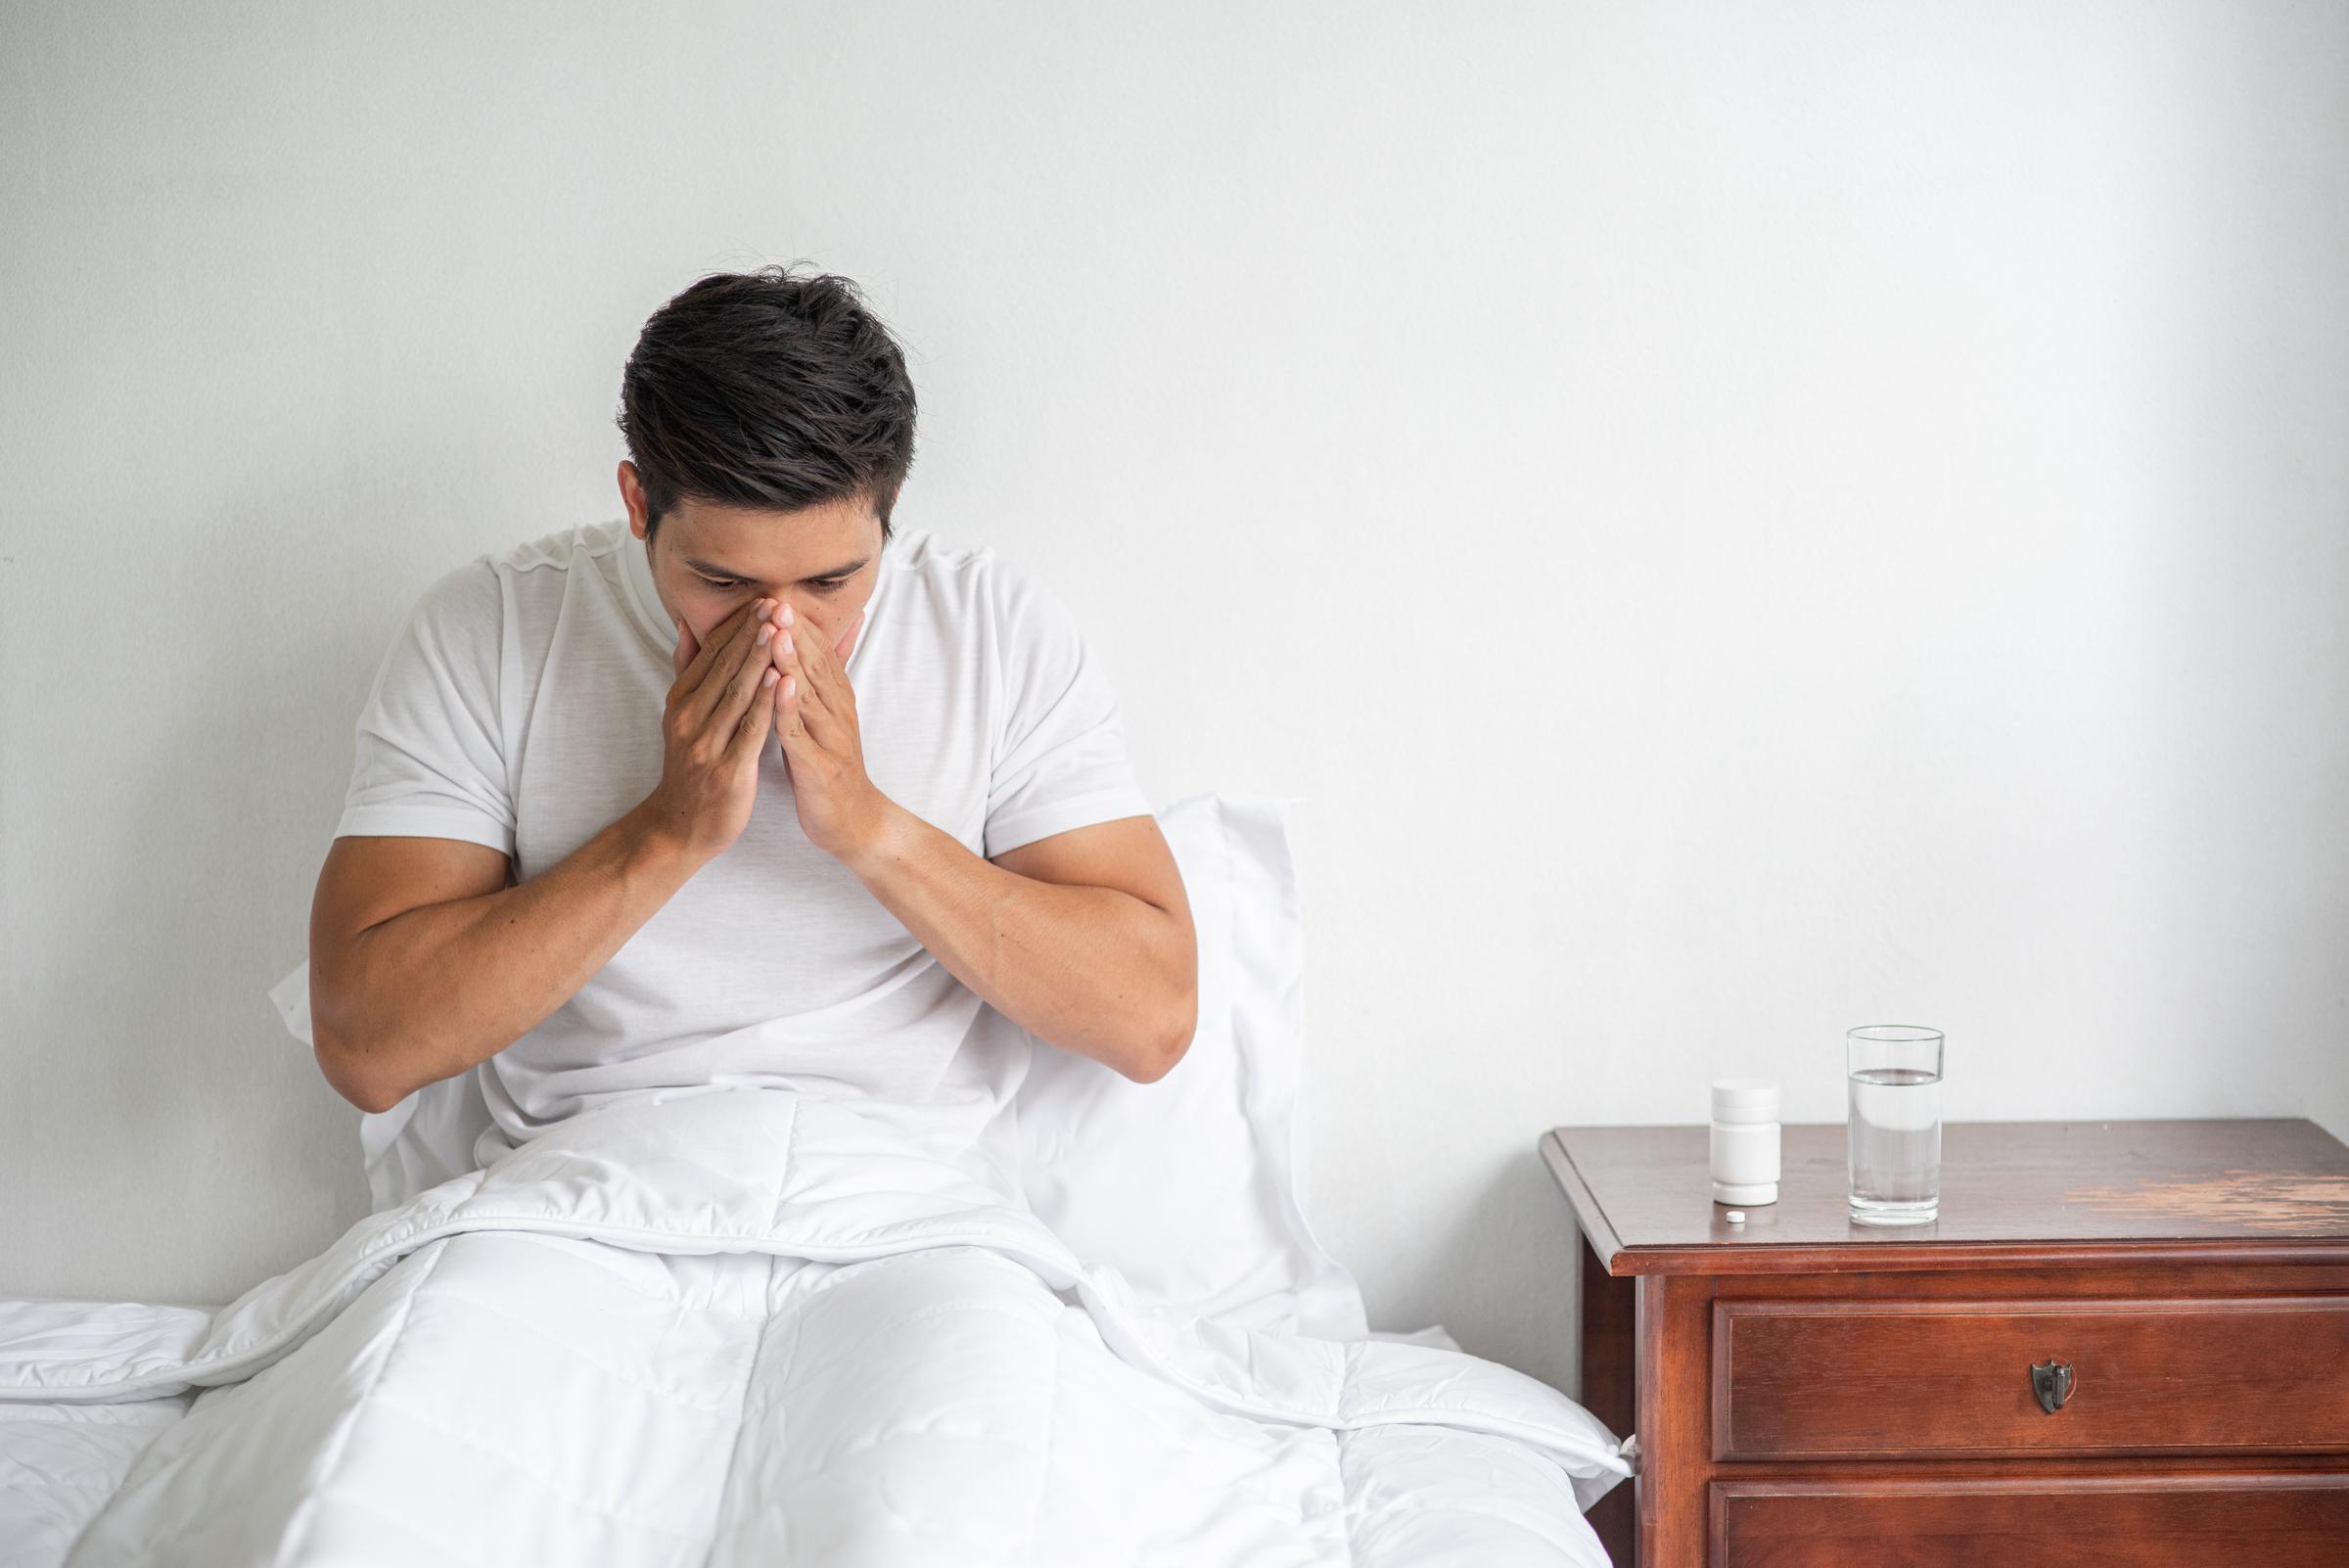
left=1712, top=1294, right=2349, bottom=1460
left=1543, top=1119, right=2349, bottom=1275
left=1710, top=1473, right=2349, bottom=1567
left=1547, top=1119, right=2349, bottom=1566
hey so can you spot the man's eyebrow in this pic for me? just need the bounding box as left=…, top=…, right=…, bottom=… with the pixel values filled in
left=682, top=555, right=871, bottom=583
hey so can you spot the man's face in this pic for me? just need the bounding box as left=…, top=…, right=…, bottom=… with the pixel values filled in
left=620, top=462, right=885, bottom=661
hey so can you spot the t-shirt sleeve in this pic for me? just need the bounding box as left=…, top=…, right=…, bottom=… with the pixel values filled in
left=334, top=558, right=517, bottom=858
left=983, top=562, right=1155, bottom=859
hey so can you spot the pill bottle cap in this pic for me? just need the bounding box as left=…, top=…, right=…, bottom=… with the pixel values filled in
left=1710, top=1077, right=1780, bottom=1123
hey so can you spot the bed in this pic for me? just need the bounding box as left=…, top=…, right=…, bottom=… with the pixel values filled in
left=0, top=792, right=1635, bottom=1567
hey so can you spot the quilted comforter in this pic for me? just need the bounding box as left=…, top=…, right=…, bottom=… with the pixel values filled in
left=0, top=1086, right=1633, bottom=1567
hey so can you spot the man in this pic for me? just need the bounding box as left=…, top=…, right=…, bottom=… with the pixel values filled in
left=307, top=266, right=1197, bottom=1174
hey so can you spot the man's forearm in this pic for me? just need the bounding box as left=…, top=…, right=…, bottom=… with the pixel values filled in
left=316, top=807, right=703, bottom=1112
left=839, top=799, right=1190, bottom=1081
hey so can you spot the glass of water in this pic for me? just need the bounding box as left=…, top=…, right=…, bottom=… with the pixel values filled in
left=1846, top=1025, right=1943, bottom=1225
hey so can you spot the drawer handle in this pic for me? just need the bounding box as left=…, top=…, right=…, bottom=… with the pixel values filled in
left=2030, top=1359, right=2075, bottom=1413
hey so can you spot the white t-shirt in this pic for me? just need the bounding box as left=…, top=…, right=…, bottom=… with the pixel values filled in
left=334, top=517, right=1156, bottom=1165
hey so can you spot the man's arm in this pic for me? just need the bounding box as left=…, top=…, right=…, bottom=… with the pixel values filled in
left=838, top=808, right=1198, bottom=1083
left=761, top=588, right=1194, bottom=1083
left=312, top=594, right=790, bottom=1114
left=309, top=811, right=703, bottom=1114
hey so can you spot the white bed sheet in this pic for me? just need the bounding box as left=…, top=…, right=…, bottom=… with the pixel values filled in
left=1, top=1086, right=1631, bottom=1567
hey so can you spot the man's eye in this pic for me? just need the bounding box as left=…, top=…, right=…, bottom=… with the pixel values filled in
left=699, top=576, right=848, bottom=592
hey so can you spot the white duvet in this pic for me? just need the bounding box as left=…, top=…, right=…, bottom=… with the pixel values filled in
left=1, top=1084, right=1632, bottom=1567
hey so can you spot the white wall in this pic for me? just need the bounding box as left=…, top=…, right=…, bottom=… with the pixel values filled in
left=4, top=1, right=2344, bottom=1402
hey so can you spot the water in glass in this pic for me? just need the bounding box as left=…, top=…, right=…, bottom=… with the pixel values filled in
left=1847, top=1065, right=1941, bottom=1224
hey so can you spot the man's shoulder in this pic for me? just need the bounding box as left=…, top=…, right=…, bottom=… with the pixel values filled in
left=885, top=525, right=990, bottom=582
left=398, top=520, right=623, bottom=643
left=491, top=517, right=627, bottom=579
left=415, top=520, right=614, bottom=590
left=894, top=534, right=1115, bottom=691
left=885, top=527, right=1073, bottom=620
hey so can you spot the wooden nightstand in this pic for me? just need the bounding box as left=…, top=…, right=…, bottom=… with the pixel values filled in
left=1539, top=1119, right=2349, bottom=1568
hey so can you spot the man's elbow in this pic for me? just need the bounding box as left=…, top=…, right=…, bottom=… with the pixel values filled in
left=313, top=1030, right=406, bottom=1116
left=1128, top=982, right=1199, bottom=1085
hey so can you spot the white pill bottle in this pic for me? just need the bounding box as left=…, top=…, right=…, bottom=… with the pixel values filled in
left=1709, top=1078, right=1781, bottom=1205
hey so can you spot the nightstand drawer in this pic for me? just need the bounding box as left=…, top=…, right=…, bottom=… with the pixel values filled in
left=1713, top=1295, right=2349, bottom=1460
left=1712, top=1475, right=2349, bottom=1568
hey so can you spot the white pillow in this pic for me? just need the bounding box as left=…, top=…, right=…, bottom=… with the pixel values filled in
left=269, top=790, right=1386, bottom=1343
left=1010, top=791, right=1369, bottom=1339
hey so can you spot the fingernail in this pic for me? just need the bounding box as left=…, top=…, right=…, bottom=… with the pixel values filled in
left=757, top=624, right=773, bottom=645
left=780, top=631, right=794, bottom=656
left=780, top=604, right=794, bottom=626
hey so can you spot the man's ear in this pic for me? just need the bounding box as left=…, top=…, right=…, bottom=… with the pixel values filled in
left=618, top=460, right=648, bottom=536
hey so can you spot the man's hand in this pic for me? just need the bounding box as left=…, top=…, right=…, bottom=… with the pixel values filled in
left=639, top=595, right=782, bottom=862
left=769, top=599, right=883, bottom=858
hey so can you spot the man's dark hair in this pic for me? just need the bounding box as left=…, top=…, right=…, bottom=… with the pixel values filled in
left=617, top=264, right=918, bottom=542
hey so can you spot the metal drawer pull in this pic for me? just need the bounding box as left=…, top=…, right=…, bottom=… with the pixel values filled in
left=2031, top=1359, right=2075, bottom=1413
